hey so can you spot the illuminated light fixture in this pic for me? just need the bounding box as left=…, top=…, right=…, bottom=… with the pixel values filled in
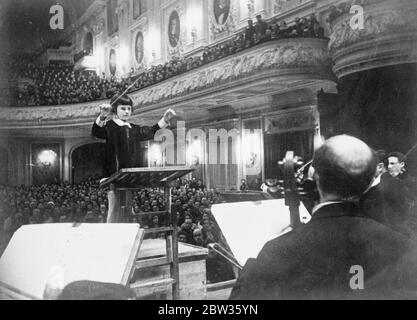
left=77, top=55, right=97, bottom=71
left=38, top=150, right=57, bottom=167
left=242, top=130, right=260, bottom=168
left=149, top=144, right=162, bottom=166
left=187, top=139, right=202, bottom=166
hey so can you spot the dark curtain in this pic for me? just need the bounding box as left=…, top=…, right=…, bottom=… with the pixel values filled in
left=264, top=130, right=314, bottom=179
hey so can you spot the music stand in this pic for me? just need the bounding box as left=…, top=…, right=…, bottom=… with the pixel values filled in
left=100, top=166, right=194, bottom=300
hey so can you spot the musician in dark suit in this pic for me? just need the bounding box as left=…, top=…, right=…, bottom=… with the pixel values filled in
left=230, top=135, right=417, bottom=300
left=387, top=151, right=417, bottom=204
left=360, top=150, right=417, bottom=238
left=92, top=93, right=175, bottom=222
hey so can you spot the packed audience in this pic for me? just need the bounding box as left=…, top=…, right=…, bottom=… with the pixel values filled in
left=6, top=15, right=326, bottom=107
left=0, top=176, right=109, bottom=239
left=0, top=175, right=235, bottom=283
left=13, top=66, right=132, bottom=106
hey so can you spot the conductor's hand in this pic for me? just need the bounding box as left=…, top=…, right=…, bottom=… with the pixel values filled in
left=99, top=104, right=113, bottom=121
left=163, top=109, right=177, bottom=124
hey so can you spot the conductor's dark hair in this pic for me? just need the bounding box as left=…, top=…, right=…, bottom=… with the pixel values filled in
left=313, top=136, right=376, bottom=198
left=110, top=93, right=133, bottom=113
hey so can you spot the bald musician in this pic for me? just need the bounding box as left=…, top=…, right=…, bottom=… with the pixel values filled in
left=230, top=135, right=417, bottom=299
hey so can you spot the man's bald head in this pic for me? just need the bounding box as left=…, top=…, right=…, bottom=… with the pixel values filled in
left=313, top=135, right=376, bottom=199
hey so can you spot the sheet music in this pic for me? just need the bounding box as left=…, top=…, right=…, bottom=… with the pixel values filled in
left=0, top=224, right=143, bottom=299
left=211, top=199, right=311, bottom=266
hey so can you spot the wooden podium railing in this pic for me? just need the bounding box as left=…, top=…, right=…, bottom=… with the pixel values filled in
left=100, top=166, right=194, bottom=300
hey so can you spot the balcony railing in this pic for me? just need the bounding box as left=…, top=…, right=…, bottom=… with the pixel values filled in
left=0, top=37, right=333, bottom=128
left=327, top=0, right=417, bottom=78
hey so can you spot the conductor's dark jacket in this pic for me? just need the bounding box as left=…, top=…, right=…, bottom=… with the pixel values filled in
left=229, top=202, right=417, bottom=300
left=92, top=118, right=161, bottom=177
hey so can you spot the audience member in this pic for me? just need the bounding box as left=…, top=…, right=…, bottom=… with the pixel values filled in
left=255, top=15, right=268, bottom=43
left=244, top=19, right=256, bottom=47
left=240, top=179, right=248, bottom=191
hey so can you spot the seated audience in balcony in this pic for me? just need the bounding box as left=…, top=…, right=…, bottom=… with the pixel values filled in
left=245, top=19, right=256, bottom=47
left=7, top=15, right=325, bottom=108
left=255, top=15, right=268, bottom=43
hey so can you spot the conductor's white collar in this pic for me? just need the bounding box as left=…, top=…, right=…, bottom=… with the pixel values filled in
left=113, top=118, right=132, bottom=128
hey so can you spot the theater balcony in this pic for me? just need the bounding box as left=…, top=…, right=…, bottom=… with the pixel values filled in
left=0, top=37, right=335, bottom=134
left=327, top=0, right=417, bottom=79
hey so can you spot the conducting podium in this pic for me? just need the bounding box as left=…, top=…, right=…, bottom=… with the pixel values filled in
left=100, top=166, right=195, bottom=300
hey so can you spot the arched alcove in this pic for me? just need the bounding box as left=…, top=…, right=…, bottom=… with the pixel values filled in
left=71, top=143, right=105, bottom=183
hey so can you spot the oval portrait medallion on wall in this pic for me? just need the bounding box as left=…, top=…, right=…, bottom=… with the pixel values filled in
left=213, top=0, right=230, bottom=25
left=168, top=10, right=180, bottom=48
left=135, top=32, right=144, bottom=64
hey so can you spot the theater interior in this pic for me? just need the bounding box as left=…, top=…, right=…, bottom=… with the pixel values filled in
left=0, top=0, right=416, bottom=300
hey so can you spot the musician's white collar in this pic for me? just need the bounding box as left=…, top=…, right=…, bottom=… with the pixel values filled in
left=370, top=174, right=381, bottom=188
left=312, top=201, right=345, bottom=216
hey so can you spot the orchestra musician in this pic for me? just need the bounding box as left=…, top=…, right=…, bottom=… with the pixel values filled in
left=230, top=135, right=417, bottom=299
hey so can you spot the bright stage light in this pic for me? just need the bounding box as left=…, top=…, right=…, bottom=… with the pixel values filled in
left=78, top=55, right=97, bottom=71
left=38, top=150, right=57, bottom=167
left=187, top=139, right=202, bottom=165
left=149, top=144, right=162, bottom=166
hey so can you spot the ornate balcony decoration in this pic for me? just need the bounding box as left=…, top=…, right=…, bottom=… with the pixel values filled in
left=327, top=0, right=417, bottom=78
left=131, top=38, right=331, bottom=107
left=0, top=38, right=332, bottom=127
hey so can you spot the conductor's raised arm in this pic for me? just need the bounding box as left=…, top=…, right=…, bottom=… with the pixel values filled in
left=92, top=104, right=113, bottom=139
